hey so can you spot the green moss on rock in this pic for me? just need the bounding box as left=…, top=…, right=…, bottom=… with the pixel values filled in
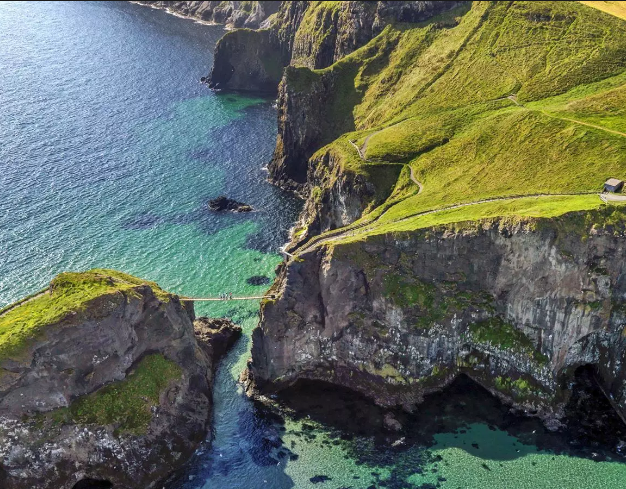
left=493, top=375, right=549, bottom=401
left=49, top=354, right=182, bottom=435
left=469, top=317, right=548, bottom=364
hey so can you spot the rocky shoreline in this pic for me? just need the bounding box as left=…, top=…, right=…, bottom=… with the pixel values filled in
left=246, top=211, right=626, bottom=429
left=132, top=1, right=281, bottom=29
left=196, top=0, right=626, bottom=439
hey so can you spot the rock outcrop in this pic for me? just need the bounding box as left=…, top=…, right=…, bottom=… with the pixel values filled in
left=208, top=195, right=253, bottom=212
left=0, top=270, right=240, bottom=489
left=248, top=209, right=626, bottom=427
left=287, top=148, right=402, bottom=247
left=209, top=1, right=463, bottom=92
left=134, top=1, right=281, bottom=29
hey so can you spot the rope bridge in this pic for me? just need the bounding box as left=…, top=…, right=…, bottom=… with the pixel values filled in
left=182, top=295, right=276, bottom=302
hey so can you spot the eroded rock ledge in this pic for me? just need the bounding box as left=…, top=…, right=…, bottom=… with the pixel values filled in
left=0, top=269, right=240, bottom=489
left=246, top=209, right=626, bottom=428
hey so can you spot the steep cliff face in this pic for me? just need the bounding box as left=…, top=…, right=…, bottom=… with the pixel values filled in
left=209, top=1, right=462, bottom=189
left=208, top=1, right=461, bottom=91
left=287, top=147, right=403, bottom=247
left=267, top=65, right=361, bottom=188
left=289, top=1, right=464, bottom=69
left=289, top=149, right=376, bottom=244
left=249, top=210, right=626, bottom=426
left=208, top=28, right=285, bottom=92
left=135, top=1, right=281, bottom=29
left=0, top=270, right=240, bottom=489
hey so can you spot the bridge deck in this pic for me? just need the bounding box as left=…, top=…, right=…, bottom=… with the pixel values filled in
left=182, top=296, right=274, bottom=301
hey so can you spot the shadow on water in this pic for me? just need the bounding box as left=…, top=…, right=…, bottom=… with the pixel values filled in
left=164, top=331, right=296, bottom=489
left=254, top=372, right=626, bottom=487
left=167, top=364, right=626, bottom=489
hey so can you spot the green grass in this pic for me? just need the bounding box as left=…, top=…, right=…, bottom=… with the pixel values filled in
left=290, top=1, right=346, bottom=68
left=383, top=273, right=435, bottom=309
left=579, top=1, right=626, bottom=21
left=469, top=317, right=548, bottom=364
left=49, top=354, right=182, bottom=435
left=494, top=375, right=548, bottom=400
left=0, top=269, right=171, bottom=362
left=337, top=195, right=620, bottom=242
left=374, top=110, right=625, bottom=221
left=282, top=1, right=626, bottom=242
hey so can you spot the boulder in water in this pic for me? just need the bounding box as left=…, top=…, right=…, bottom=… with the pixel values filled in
left=208, top=196, right=253, bottom=212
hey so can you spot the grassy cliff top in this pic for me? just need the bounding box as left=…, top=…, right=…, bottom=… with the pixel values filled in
left=580, top=1, right=626, bottom=20
left=0, top=269, right=171, bottom=362
left=287, top=1, right=626, bottom=245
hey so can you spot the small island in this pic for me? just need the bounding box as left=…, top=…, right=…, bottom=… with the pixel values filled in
left=0, top=269, right=240, bottom=489
left=208, top=196, right=253, bottom=212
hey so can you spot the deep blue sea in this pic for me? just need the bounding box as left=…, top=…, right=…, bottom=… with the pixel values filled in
left=1, top=2, right=626, bottom=488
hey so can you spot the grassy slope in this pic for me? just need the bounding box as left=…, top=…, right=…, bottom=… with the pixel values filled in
left=48, top=353, right=182, bottom=435
left=289, top=1, right=626, bottom=242
left=579, top=1, right=626, bottom=20
left=0, top=269, right=170, bottom=361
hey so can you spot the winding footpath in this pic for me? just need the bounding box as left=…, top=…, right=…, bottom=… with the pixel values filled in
left=508, top=94, right=626, bottom=139
left=348, top=128, right=424, bottom=192
left=295, top=99, right=623, bottom=256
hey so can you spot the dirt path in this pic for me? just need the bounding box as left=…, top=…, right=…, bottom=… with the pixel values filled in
left=295, top=192, right=603, bottom=255
left=349, top=128, right=423, bottom=189
left=0, top=290, right=48, bottom=317
left=347, top=139, right=366, bottom=160
left=299, top=94, right=621, bottom=256
left=544, top=114, right=626, bottom=138
left=409, top=165, right=423, bottom=194
left=508, top=94, right=626, bottom=138
left=600, top=193, right=626, bottom=203
left=182, top=296, right=276, bottom=301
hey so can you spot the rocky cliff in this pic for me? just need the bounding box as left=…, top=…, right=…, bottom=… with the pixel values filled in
left=248, top=209, right=626, bottom=427
left=0, top=269, right=240, bottom=489
left=208, top=1, right=463, bottom=189
left=134, top=1, right=281, bottom=29
left=209, top=1, right=463, bottom=92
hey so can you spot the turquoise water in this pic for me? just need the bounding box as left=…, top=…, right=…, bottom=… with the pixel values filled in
left=1, top=2, right=626, bottom=488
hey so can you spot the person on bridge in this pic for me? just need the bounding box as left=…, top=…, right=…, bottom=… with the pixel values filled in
left=229, top=292, right=233, bottom=300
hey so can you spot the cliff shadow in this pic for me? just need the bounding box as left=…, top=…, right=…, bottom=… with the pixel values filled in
left=72, top=480, right=113, bottom=489
left=271, top=372, right=626, bottom=465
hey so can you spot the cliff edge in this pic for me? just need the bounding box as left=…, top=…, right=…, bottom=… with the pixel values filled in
left=248, top=208, right=626, bottom=428
left=134, top=1, right=281, bottom=29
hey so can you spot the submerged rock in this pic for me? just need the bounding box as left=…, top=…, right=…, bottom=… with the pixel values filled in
left=383, top=412, right=403, bottom=432
left=309, top=475, right=332, bottom=484
left=247, top=275, right=272, bottom=286
left=208, top=195, right=253, bottom=212
left=0, top=269, right=240, bottom=489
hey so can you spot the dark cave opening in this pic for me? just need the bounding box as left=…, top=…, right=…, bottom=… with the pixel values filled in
left=271, top=369, right=626, bottom=459
left=563, top=364, right=626, bottom=452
